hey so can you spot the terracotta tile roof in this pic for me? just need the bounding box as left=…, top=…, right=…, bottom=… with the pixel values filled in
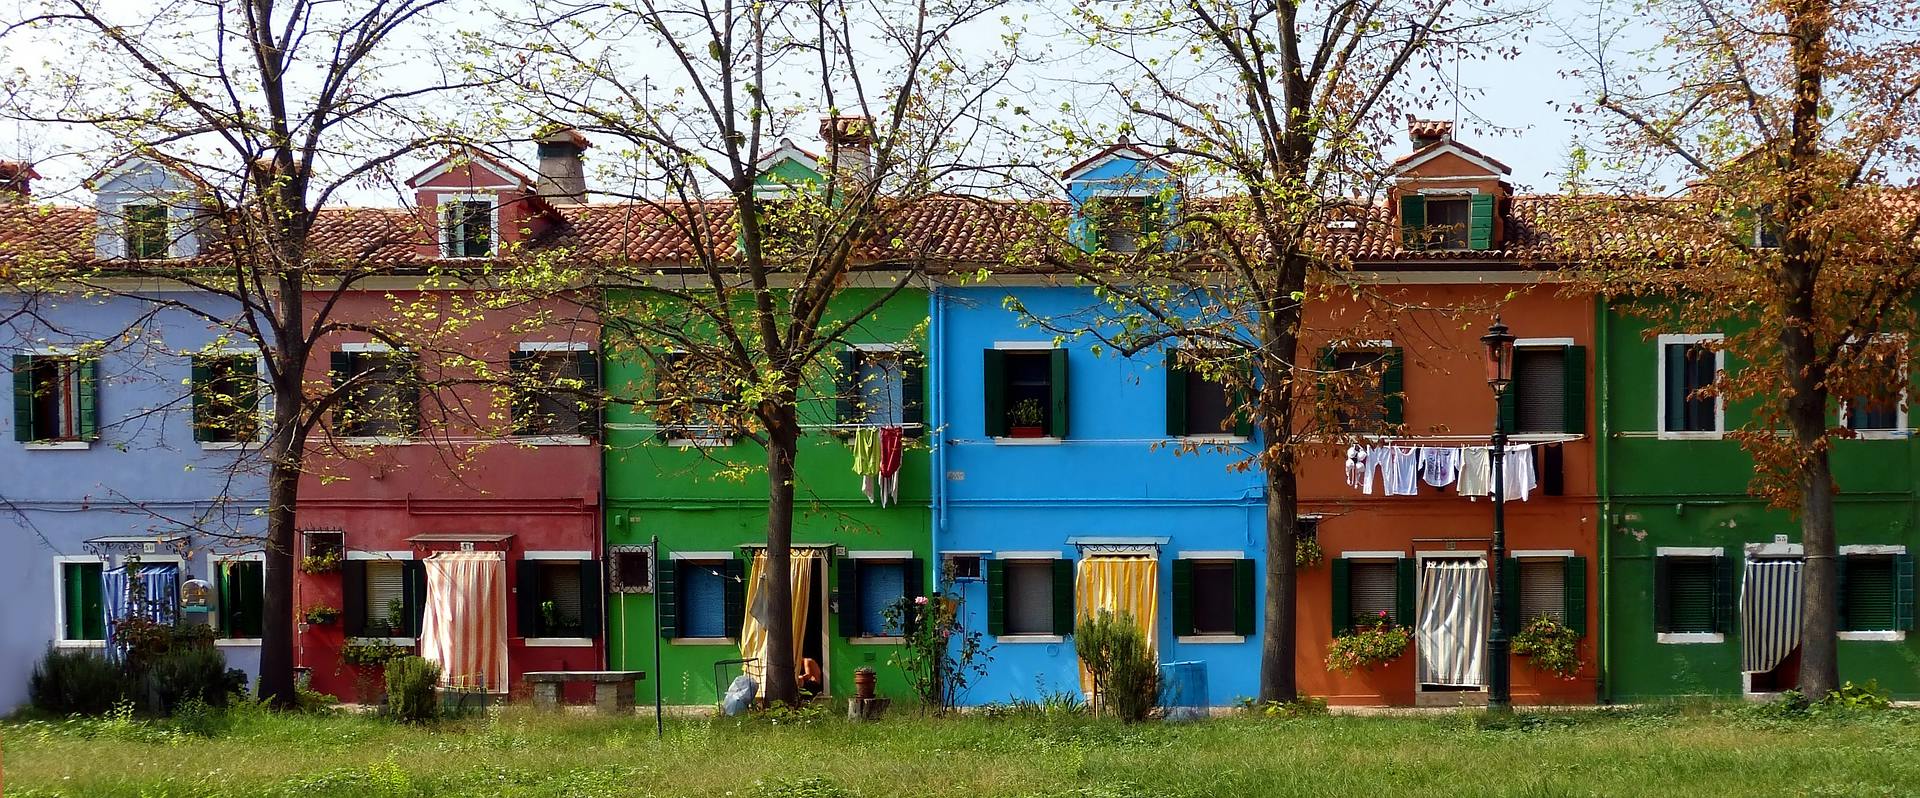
left=0, top=204, right=98, bottom=267
left=1406, top=118, right=1453, bottom=141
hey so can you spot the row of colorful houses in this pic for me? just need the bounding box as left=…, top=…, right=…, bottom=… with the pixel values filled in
left=3, top=120, right=1916, bottom=712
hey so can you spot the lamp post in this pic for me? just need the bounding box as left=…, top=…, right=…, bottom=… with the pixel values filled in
left=1481, top=316, right=1516, bottom=711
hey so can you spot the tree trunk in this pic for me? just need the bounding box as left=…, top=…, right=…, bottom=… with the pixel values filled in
left=758, top=399, right=801, bottom=706
left=256, top=379, right=306, bottom=709
left=1259, top=439, right=1300, bottom=704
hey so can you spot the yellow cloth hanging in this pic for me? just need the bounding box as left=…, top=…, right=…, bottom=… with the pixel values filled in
left=1074, top=556, right=1159, bottom=697
left=739, top=549, right=821, bottom=687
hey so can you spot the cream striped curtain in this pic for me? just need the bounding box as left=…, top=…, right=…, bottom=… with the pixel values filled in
left=741, top=549, right=821, bottom=683
left=1075, top=556, right=1158, bottom=696
left=419, top=550, right=509, bottom=693
left=1741, top=559, right=1803, bottom=674
left=1416, top=559, right=1488, bottom=688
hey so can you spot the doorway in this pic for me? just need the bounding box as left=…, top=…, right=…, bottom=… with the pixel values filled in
left=1415, top=554, right=1489, bottom=704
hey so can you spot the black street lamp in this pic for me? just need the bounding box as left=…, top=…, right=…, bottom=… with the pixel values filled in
left=1481, top=316, right=1516, bottom=712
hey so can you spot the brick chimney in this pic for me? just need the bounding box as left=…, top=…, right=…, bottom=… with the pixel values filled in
left=819, top=116, right=873, bottom=181
left=1406, top=116, right=1454, bottom=151
left=534, top=129, right=591, bottom=205
left=0, top=161, right=39, bottom=202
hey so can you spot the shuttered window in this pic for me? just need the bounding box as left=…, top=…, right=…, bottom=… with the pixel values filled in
left=60, top=560, right=106, bottom=641
left=538, top=562, right=585, bottom=636
left=1329, top=349, right=1402, bottom=431
left=124, top=203, right=171, bottom=260
left=856, top=561, right=907, bottom=637
left=217, top=559, right=265, bottom=638
left=1514, top=349, right=1565, bottom=433
left=332, top=350, right=420, bottom=438
left=1843, top=556, right=1896, bottom=632
left=1350, top=562, right=1398, bottom=626
left=365, top=561, right=408, bottom=635
left=1188, top=562, right=1236, bottom=635
left=1005, top=560, right=1056, bottom=635
left=984, top=349, right=1069, bottom=439
left=510, top=349, right=599, bottom=437
left=14, top=355, right=100, bottom=442
left=1518, top=559, right=1565, bottom=624
left=1662, top=558, right=1717, bottom=633
left=1662, top=341, right=1719, bottom=433
left=677, top=560, right=729, bottom=639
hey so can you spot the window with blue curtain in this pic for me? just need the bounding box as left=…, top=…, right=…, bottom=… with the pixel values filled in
left=857, top=561, right=906, bottom=636
left=679, top=561, right=728, bottom=638
left=1663, top=342, right=1718, bottom=432
left=857, top=356, right=905, bottom=426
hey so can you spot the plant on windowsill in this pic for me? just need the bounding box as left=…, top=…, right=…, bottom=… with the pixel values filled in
left=1007, top=398, right=1046, bottom=438
left=300, top=549, right=342, bottom=574
left=303, top=605, right=340, bottom=626
left=1324, top=612, right=1412, bottom=673
left=1511, top=616, right=1582, bottom=679
left=1294, top=536, right=1324, bottom=568
left=341, top=639, right=407, bottom=668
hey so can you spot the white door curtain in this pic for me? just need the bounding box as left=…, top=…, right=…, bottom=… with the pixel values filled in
left=420, top=550, right=510, bottom=693
left=1741, top=559, right=1804, bottom=674
left=1416, top=559, right=1489, bottom=687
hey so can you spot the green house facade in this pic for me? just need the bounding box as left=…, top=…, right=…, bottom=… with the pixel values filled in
left=1597, top=300, right=1920, bottom=702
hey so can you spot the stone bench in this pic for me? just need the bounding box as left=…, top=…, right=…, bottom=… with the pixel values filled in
left=523, top=670, right=647, bottom=714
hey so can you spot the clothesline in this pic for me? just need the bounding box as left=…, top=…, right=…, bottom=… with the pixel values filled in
left=1345, top=441, right=1540, bottom=501
left=604, top=422, right=926, bottom=431
left=1349, top=433, right=1586, bottom=445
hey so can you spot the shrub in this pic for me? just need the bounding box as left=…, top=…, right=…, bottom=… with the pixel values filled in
left=1824, top=680, right=1892, bottom=710
left=384, top=655, right=441, bottom=723
left=881, top=590, right=994, bottom=715
left=1510, top=616, right=1582, bottom=679
left=1075, top=610, right=1160, bottom=722
left=1324, top=612, right=1412, bottom=672
left=141, top=644, right=246, bottom=714
left=28, top=647, right=130, bottom=716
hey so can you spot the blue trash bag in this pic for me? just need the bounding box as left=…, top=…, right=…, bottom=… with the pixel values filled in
left=721, top=674, right=759, bottom=716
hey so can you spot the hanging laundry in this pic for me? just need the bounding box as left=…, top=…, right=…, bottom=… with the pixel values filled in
left=851, top=427, right=881, bottom=503
left=1419, top=447, right=1461, bottom=488
left=1344, top=445, right=1368, bottom=491
left=1502, top=444, right=1537, bottom=502
left=1381, top=446, right=1422, bottom=496
left=1361, top=445, right=1393, bottom=494
left=1456, top=447, right=1492, bottom=498
left=877, top=426, right=904, bottom=508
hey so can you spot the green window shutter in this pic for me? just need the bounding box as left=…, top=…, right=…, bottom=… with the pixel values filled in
left=575, top=351, right=601, bottom=438
left=1563, top=556, right=1588, bottom=636
left=1233, top=557, right=1257, bottom=636
left=1652, top=556, right=1671, bottom=633
left=723, top=558, right=746, bottom=638
left=1837, top=555, right=1850, bottom=629
left=1232, top=377, right=1255, bottom=439
left=1393, top=558, right=1415, bottom=627
left=1712, top=555, right=1735, bottom=635
left=1170, top=558, right=1194, bottom=637
left=1048, top=348, right=1070, bottom=439
left=834, top=350, right=859, bottom=424
left=1497, top=387, right=1517, bottom=433
left=1380, top=348, right=1405, bottom=427
left=1843, top=556, right=1896, bottom=632
left=838, top=558, right=862, bottom=638
left=405, top=561, right=427, bottom=637
left=1896, top=554, right=1915, bottom=632
left=62, top=562, right=86, bottom=639
left=578, top=559, right=603, bottom=638
left=398, top=355, right=422, bottom=436
left=1499, top=558, right=1521, bottom=636
left=1051, top=558, right=1075, bottom=636
left=903, top=559, right=926, bottom=636
left=901, top=355, right=926, bottom=438
left=14, top=354, right=34, bottom=442
left=986, top=559, right=1007, bottom=637
left=330, top=351, right=355, bottom=434
left=341, top=558, right=367, bottom=637
left=517, top=559, right=542, bottom=637
left=1562, top=345, right=1587, bottom=435
left=214, top=561, right=231, bottom=635
left=190, top=357, right=213, bottom=442
left=1468, top=193, right=1495, bottom=251
left=1164, top=349, right=1189, bottom=437
left=1079, top=199, right=1101, bottom=253
left=81, top=563, right=104, bottom=639
left=76, top=359, right=100, bottom=440
left=507, top=350, right=535, bottom=436
left=1330, top=558, right=1352, bottom=635
left=1400, top=194, right=1427, bottom=250
left=982, top=349, right=1007, bottom=438
left=656, top=558, right=678, bottom=639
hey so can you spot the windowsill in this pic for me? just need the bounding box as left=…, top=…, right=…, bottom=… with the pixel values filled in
left=342, top=436, right=412, bottom=447
left=671, top=637, right=738, bottom=646
left=998, top=634, right=1065, bottom=643
left=199, top=441, right=262, bottom=451
left=1846, top=430, right=1910, bottom=440
left=215, top=638, right=263, bottom=647
left=1838, top=630, right=1907, bottom=642
left=1655, top=432, right=1724, bottom=441
left=514, top=435, right=594, bottom=446
left=54, top=639, right=106, bottom=649
left=349, top=636, right=418, bottom=646
left=23, top=441, right=91, bottom=451
left=524, top=637, right=596, bottom=648
left=1178, top=435, right=1250, bottom=444
left=850, top=636, right=906, bottom=645
left=1176, top=634, right=1246, bottom=644
left=667, top=437, right=733, bottom=448
left=1656, top=632, right=1725, bottom=644
left=992, top=437, right=1063, bottom=446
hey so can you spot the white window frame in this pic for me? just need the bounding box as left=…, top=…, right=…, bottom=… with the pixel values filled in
left=1837, top=544, right=1908, bottom=641
left=51, top=554, right=107, bottom=648
left=194, top=348, right=270, bottom=451
left=437, top=193, right=500, bottom=259
left=990, top=342, right=1064, bottom=445
left=209, top=552, right=265, bottom=645
left=1837, top=334, right=1909, bottom=440
left=1655, top=333, right=1726, bottom=440
left=1654, top=546, right=1726, bottom=644
left=19, top=346, right=94, bottom=451
left=337, top=343, right=417, bottom=446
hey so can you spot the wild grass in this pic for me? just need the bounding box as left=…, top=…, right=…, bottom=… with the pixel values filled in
left=4, top=699, right=1919, bottom=797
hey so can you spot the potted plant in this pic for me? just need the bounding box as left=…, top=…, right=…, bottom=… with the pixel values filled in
left=1008, top=398, right=1046, bottom=438
left=1324, top=611, right=1413, bottom=673
left=1294, top=536, right=1324, bottom=568
left=303, top=605, right=340, bottom=625
left=300, top=548, right=342, bottom=574
left=1511, top=616, right=1582, bottom=679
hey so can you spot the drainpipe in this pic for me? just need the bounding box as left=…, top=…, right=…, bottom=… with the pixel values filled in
left=1595, top=294, right=1613, bottom=703
left=931, top=284, right=949, bottom=544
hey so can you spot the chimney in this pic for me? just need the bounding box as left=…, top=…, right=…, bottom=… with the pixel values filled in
left=534, top=128, right=591, bottom=204
left=1406, top=116, right=1453, bottom=150
left=0, top=161, right=39, bottom=203
left=820, top=115, right=873, bottom=180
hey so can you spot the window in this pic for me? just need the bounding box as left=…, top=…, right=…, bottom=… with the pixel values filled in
left=984, top=348, right=1068, bottom=439
left=1503, top=556, right=1587, bottom=636
left=1172, top=558, right=1254, bottom=637
left=1841, top=553, right=1914, bottom=633
left=987, top=558, right=1072, bottom=637
left=124, top=204, right=170, bottom=260
left=1324, top=347, right=1403, bottom=432
left=440, top=199, right=494, bottom=258
left=658, top=557, right=744, bottom=640
left=331, top=349, right=420, bottom=439
left=608, top=546, right=654, bottom=593
left=835, top=349, right=924, bottom=435
left=943, top=553, right=982, bottom=581
left=58, top=560, right=106, bottom=642
left=510, top=347, right=599, bottom=438
left=1504, top=345, right=1587, bottom=435
left=192, top=354, right=260, bottom=443
left=304, top=530, right=344, bottom=563
left=1086, top=196, right=1157, bottom=253
left=1654, top=554, right=1729, bottom=636
left=216, top=558, right=265, bottom=639
left=12, top=354, right=100, bottom=443
left=1165, top=349, right=1250, bottom=438
left=344, top=558, right=424, bottom=638
left=1842, top=339, right=1905, bottom=434
left=1399, top=193, right=1494, bottom=251
left=838, top=557, right=924, bottom=638
left=1659, top=335, right=1723, bottom=435
left=1337, top=560, right=1402, bottom=632
left=518, top=559, right=602, bottom=638
left=1424, top=197, right=1471, bottom=250
left=655, top=351, right=740, bottom=443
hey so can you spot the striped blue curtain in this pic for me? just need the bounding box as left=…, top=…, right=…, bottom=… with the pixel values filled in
left=102, top=564, right=181, bottom=661
left=102, top=566, right=129, bottom=659
left=1741, top=559, right=1804, bottom=674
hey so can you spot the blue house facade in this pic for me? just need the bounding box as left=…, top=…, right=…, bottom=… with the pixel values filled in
left=0, top=159, right=269, bottom=711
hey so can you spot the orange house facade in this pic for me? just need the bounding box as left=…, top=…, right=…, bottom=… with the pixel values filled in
left=1293, top=122, right=1600, bottom=706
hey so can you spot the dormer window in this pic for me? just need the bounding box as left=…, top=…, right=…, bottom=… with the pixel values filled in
left=440, top=199, right=494, bottom=258
left=124, top=204, right=170, bottom=260
left=1400, top=193, right=1494, bottom=251
left=1088, top=196, right=1157, bottom=253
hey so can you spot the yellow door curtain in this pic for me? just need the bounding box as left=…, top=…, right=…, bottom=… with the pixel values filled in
left=739, top=549, right=821, bottom=686
left=1075, top=555, right=1159, bottom=697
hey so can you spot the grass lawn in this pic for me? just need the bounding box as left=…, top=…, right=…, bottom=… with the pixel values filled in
left=4, top=702, right=1919, bottom=797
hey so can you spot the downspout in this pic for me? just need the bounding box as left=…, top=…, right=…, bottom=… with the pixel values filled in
left=1595, top=294, right=1613, bottom=703
left=931, top=284, right=949, bottom=543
